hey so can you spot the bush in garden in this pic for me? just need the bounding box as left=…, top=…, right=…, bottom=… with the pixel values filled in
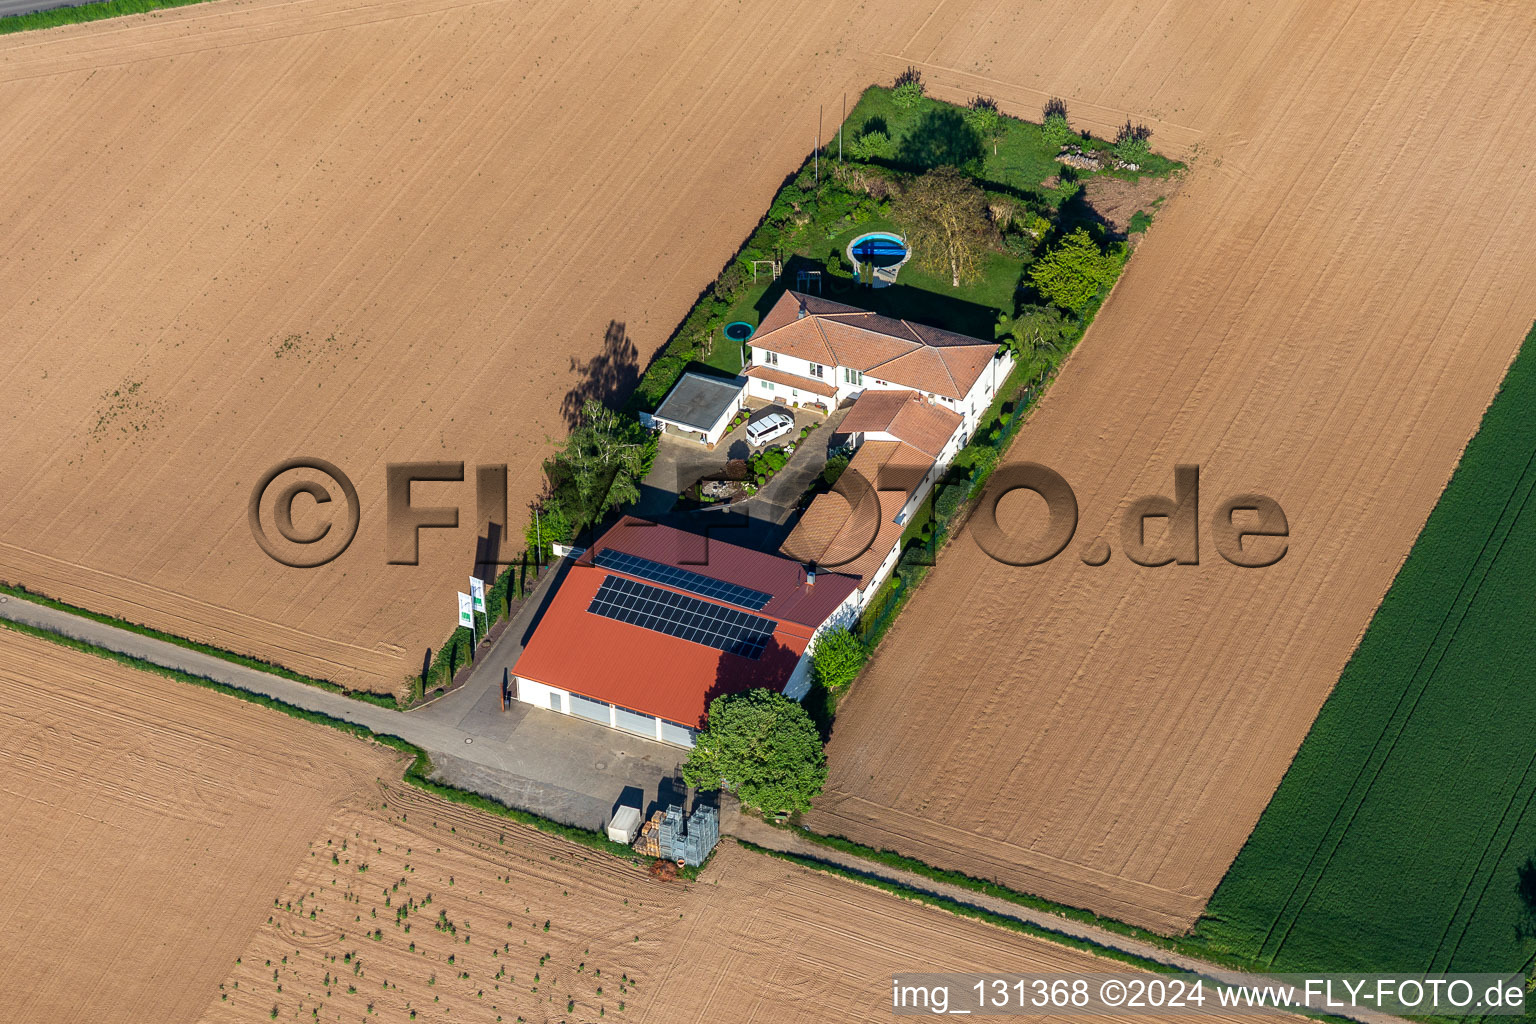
left=1042, top=96, right=1073, bottom=148
left=892, top=66, right=924, bottom=109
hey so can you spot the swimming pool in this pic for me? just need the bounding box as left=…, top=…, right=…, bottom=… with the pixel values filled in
left=848, top=231, right=909, bottom=270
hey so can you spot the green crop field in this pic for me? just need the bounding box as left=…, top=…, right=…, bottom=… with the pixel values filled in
left=1190, top=324, right=1536, bottom=977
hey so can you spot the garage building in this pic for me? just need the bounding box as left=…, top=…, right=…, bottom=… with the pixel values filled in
left=511, top=516, right=860, bottom=746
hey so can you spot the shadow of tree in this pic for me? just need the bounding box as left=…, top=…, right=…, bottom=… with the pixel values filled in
left=1515, top=857, right=1536, bottom=941
left=896, top=108, right=985, bottom=174
left=562, top=320, right=640, bottom=427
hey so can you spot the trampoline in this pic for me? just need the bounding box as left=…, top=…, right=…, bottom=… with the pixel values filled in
left=723, top=321, right=755, bottom=342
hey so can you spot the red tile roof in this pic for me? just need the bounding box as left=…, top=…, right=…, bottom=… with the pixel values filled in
left=838, top=389, right=963, bottom=459
left=745, top=363, right=838, bottom=398
left=750, top=291, right=1001, bottom=400
left=511, top=517, right=858, bottom=728
left=780, top=440, right=935, bottom=589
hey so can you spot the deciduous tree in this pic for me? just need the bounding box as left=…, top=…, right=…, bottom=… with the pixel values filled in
left=1028, top=228, right=1126, bottom=313
left=895, top=166, right=995, bottom=287
left=682, top=689, right=827, bottom=816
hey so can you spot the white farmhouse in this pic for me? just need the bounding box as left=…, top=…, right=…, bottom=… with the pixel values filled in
left=744, top=290, right=1013, bottom=438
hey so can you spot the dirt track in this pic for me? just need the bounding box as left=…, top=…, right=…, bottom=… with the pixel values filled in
left=811, top=0, right=1536, bottom=932
left=0, top=628, right=402, bottom=1024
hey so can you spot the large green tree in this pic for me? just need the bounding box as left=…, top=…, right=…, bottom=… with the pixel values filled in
left=895, top=166, right=995, bottom=287
left=550, top=398, right=651, bottom=522
left=1028, top=228, right=1127, bottom=313
left=682, top=689, right=827, bottom=816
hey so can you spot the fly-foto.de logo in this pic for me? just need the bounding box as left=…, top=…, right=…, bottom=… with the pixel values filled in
left=966, top=463, right=1288, bottom=568
left=247, top=457, right=1287, bottom=571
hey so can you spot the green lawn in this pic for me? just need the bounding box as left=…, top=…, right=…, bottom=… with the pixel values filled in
left=701, top=215, right=1021, bottom=377
left=842, top=86, right=1181, bottom=197
left=1189, top=323, right=1536, bottom=977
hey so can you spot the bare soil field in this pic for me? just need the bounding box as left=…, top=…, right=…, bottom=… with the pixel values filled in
left=200, top=778, right=1288, bottom=1024
left=812, top=0, right=1536, bottom=933
left=0, top=0, right=989, bottom=693
left=0, top=627, right=402, bottom=1024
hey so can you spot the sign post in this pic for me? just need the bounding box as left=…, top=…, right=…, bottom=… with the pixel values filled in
left=458, top=591, right=475, bottom=655
left=469, top=576, right=486, bottom=635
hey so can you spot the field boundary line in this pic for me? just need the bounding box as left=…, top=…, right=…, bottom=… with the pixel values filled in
left=735, top=836, right=1398, bottom=1024
left=1259, top=440, right=1536, bottom=964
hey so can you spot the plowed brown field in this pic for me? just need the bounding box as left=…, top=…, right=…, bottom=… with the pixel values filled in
left=0, top=0, right=1226, bottom=696
left=201, top=778, right=1289, bottom=1024
left=811, top=0, right=1536, bottom=933
left=3, top=0, right=1531, bottom=945
left=0, top=627, right=402, bottom=1024
left=0, top=0, right=1073, bottom=695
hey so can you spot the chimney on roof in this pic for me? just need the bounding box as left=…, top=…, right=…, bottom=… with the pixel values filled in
left=804, top=562, right=817, bottom=588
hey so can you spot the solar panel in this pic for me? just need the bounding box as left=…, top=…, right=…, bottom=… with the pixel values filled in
left=592, top=547, right=773, bottom=611
left=587, top=575, right=777, bottom=659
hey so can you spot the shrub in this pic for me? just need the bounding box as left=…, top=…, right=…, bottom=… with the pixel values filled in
left=1042, top=97, right=1073, bottom=148
left=1128, top=209, right=1153, bottom=234
left=893, top=66, right=924, bottom=108
left=821, top=451, right=851, bottom=486
left=1113, top=119, right=1152, bottom=165
left=524, top=497, right=573, bottom=559
left=682, top=689, right=827, bottom=816
left=1028, top=228, right=1127, bottom=313
left=965, top=95, right=1005, bottom=155
left=811, top=628, right=867, bottom=692
left=712, top=262, right=746, bottom=301
left=849, top=126, right=893, bottom=161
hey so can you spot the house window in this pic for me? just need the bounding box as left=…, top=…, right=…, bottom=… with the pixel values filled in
left=762, top=350, right=779, bottom=367
left=762, top=380, right=775, bottom=391
left=809, top=363, right=825, bottom=379
left=844, top=368, right=863, bottom=385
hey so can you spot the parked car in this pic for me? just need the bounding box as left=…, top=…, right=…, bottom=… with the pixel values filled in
left=745, top=411, right=793, bottom=446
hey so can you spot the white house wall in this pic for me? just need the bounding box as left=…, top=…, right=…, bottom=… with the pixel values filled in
left=512, top=676, right=697, bottom=748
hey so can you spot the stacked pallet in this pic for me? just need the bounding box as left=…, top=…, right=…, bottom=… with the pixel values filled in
left=632, top=810, right=666, bottom=858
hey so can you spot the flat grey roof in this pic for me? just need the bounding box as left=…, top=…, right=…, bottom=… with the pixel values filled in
left=651, top=372, right=745, bottom=431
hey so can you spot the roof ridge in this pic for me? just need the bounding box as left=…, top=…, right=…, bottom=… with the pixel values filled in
left=809, top=315, right=837, bottom=366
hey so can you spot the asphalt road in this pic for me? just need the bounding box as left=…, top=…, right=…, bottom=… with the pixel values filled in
left=1, top=0, right=102, bottom=20
left=0, top=587, right=686, bottom=830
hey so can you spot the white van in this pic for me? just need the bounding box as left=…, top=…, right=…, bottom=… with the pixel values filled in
left=745, top=411, right=794, bottom=447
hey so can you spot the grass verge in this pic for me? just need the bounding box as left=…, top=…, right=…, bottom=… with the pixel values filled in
left=0, top=613, right=636, bottom=861
left=0, top=0, right=209, bottom=35
left=0, top=581, right=400, bottom=709
left=737, top=838, right=1178, bottom=974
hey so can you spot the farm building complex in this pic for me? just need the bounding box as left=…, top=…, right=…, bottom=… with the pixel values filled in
left=511, top=517, right=859, bottom=746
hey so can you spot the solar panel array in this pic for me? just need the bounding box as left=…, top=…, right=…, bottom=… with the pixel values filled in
left=587, top=575, right=777, bottom=659
left=593, top=547, right=773, bottom=610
